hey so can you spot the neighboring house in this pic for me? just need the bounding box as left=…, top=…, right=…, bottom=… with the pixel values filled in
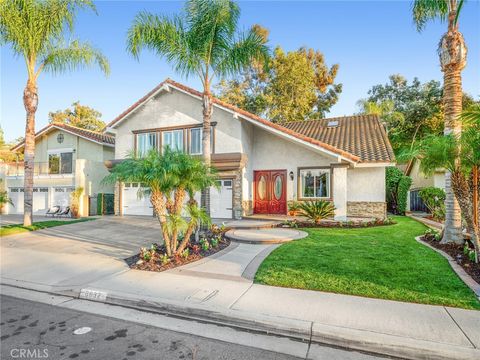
left=106, top=79, right=395, bottom=220
left=404, top=158, right=446, bottom=212
left=5, top=123, right=115, bottom=216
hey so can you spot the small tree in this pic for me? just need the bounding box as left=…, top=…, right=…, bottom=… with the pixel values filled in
left=104, top=149, right=218, bottom=256
left=386, top=167, right=412, bottom=215
left=419, top=187, right=446, bottom=221
left=409, top=109, right=480, bottom=261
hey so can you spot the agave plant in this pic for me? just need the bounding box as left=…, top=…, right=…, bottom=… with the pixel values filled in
left=298, top=200, right=335, bottom=224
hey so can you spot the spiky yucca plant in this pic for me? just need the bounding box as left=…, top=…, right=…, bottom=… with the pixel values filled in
left=298, top=200, right=335, bottom=224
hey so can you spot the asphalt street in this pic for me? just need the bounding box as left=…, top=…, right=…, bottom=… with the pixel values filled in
left=0, top=295, right=300, bottom=360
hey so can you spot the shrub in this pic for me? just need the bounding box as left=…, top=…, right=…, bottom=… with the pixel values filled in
left=386, top=167, right=412, bottom=215
left=70, top=187, right=84, bottom=218
left=287, top=201, right=301, bottom=216
left=419, top=187, right=446, bottom=221
left=298, top=200, right=335, bottom=224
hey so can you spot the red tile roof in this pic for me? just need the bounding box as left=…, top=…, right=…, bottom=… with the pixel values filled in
left=282, top=115, right=395, bottom=163
left=107, top=79, right=395, bottom=164
left=11, top=123, right=115, bottom=151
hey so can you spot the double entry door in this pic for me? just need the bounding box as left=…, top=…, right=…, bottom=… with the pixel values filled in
left=254, top=170, right=287, bottom=214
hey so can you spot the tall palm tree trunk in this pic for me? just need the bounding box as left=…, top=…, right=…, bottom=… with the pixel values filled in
left=22, top=79, right=38, bottom=227
left=442, top=66, right=463, bottom=244
left=201, top=91, right=213, bottom=217
left=441, top=22, right=465, bottom=244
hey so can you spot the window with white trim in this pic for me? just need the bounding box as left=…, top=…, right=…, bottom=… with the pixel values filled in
left=188, top=127, right=214, bottom=155
left=299, top=168, right=330, bottom=199
left=49, top=151, right=73, bottom=174
left=162, top=129, right=183, bottom=152
left=189, top=128, right=202, bottom=155
left=137, top=132, right=157, bottom=157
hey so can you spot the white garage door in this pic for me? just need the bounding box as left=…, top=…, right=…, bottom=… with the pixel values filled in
left=7, top=187, right=49, bottom=215
left=123, top=183, right=153, bottom=216
left=121, top=181, right=233, bottom=219
left=53, top=187, right=74, bottom=208
left=211, top=179, right=233, bottom=219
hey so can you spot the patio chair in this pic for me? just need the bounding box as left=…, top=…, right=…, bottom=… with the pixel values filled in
left=46, top=206, right=60, bottom=217
left=56, top=206, right=71, bottom=218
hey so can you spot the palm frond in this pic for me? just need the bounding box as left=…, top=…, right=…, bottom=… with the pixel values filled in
left=412, top=0, right=449, bottom=31
left=0, top=0, right=95, bottom=61
left=39, top=39, right=109, bottom=76
left=215, top=28, right=270, bottom=78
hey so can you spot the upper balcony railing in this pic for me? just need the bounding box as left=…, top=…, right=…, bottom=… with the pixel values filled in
left=5, top=162, right=74, bottom=177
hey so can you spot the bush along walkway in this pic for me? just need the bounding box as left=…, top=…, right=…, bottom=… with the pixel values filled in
left=255, top=216, right=480, bottom=310
left=0, top=218, right=96, bottom=237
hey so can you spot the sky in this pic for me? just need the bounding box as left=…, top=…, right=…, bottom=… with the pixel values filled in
left=1, top=0, right=479, bottom=142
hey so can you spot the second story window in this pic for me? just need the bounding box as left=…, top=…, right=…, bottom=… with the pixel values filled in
left=162, top=129, right=184, bottom=152
left=190, top=128, right=202, bottom=155
left=137, top=132, right=157, bottom=157
left=48, top=151, right=73, bottom=175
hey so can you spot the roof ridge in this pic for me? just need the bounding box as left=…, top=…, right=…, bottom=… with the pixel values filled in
left=53, top=122, right=114, bottom=139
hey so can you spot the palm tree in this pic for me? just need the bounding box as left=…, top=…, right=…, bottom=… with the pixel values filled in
left=412, top=119, right=480, bottom=262
left=104, top=148, right=217, bottom=256
left=412, top=0, right=467, bottom=244
left=127, top=0, right=269, bottom=215
left=0, top=0, right=109, bottom=226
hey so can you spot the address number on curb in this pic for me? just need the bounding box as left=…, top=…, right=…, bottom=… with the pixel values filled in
left=80, top=288, right=108, bottom=301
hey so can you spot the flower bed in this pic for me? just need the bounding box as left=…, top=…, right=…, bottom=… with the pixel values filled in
left=422, top=230, right=480, bottom=285
left=279, top=217, right=396, bottom=229
left=125, top=225, right=230, bottom=272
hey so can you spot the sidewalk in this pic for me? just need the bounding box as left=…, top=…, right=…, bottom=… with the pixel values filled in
left=2, top=225, right=480, bottom=360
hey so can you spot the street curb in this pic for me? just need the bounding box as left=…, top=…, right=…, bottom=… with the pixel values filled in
left=83, top=289, right=480, bottom=360
left=415, top=236, right=480, bottom=298
left=2, top=281, right=479, bottom=360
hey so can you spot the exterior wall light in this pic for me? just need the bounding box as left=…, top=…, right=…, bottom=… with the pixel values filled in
left=289, top=171, right=294, bottom=180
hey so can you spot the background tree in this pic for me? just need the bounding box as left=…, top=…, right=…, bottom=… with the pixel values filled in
left=217, top=37, right=342, bottom=122
left=0, top=0, right=109, bottom=226
left=0, top=127, right=21, bottom=162
left=412, top=0, right=467, bottom=244
left=127, top=0, right=269, bottom=216
left=215, top=24, right=270, bottom=116
left=49, top=101, right=105, bottom=132
left=359, top=74, right=476, bottom=154
left=105, top=149, right=217, bottom=257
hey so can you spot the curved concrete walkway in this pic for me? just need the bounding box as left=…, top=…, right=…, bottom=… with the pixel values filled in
left=225, top=228, right=308, bottom=244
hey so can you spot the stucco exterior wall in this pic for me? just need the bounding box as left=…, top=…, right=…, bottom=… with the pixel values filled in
left=6, top=128, right=114, bottom=216
left=347, top=167, right=386, bottom=202
left=409, top=160, right=434, bottom=190
left=113, top=89, right=246, bottom=158
left=249, top=126, right=335, bottom=203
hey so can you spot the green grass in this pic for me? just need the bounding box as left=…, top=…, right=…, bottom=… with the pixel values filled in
left=255, top=216, right=480, bottom=310
left=0, top=218, right=96, bottom=237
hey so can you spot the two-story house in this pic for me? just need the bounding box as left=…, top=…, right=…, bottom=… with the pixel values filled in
left=105, top=79, right=395, bottom=220
left=5, top=123, right=115, bottom=216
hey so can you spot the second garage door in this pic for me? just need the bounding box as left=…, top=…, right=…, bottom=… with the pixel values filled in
left=123, top=183, right=153, bottom=216
left=122, top=180, right=233, bottom=219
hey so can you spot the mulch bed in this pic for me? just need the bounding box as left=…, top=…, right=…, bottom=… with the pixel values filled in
left=421, top=236, right=480, bottom=285
left=125, top=239, right=230, bottom=272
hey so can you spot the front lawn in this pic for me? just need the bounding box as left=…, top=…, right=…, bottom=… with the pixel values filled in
left=255, top=216, right=480, bottom=309
left=0, top=218, right=96, bottom=237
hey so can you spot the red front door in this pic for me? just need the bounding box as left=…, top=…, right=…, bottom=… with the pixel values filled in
left=254, top=170, right=287, bottom=214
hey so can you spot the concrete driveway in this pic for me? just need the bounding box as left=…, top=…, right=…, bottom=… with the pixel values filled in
left=0, top=215, right=162, bottom=291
